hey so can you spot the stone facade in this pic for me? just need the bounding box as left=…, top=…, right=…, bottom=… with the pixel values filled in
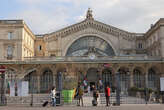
left=0, top=9, right=164, bottom=94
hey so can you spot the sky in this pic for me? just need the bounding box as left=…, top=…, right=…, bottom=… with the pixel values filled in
left=1, top=0, right=164, bottom=34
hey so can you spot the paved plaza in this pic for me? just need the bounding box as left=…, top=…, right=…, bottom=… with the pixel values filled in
left=0, top=105, right=164, bottom=110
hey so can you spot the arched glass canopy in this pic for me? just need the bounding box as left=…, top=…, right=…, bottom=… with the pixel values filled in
left=66, top=36, right=115, bottom=56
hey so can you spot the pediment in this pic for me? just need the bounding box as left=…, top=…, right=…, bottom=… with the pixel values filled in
left=44, top=19, right=136, bottom=42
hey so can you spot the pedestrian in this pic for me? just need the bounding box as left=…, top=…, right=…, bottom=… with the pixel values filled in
left=87, top=85, right=90, bottom=93
left=98, top=78, right=103, bottom=92
left=50, top=87, right=56, bottom=106
left=93, top=86, right=99, bottom=101
left=83, top=77, right=88, bottom=92
left=92, top=85, right=99, bottom=106
left=76, top=84, right=84, bottom=106
left=105, top=85, right=110, bottom=106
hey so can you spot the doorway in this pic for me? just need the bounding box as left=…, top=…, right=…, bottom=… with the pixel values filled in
left=86, top=68, right=99, bottom=90
left=90, top=82, right=95, bottom=91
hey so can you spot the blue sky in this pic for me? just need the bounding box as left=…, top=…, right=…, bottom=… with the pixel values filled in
left=1, top=0, right=164, bottom=34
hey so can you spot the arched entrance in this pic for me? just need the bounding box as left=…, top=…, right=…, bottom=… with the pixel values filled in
left=6, top=69, right=16, bottom=94
left=86, top=68, right=99, bottom=90
left=40, top=69, right=53, bottom=93
left=133, top=68, right=144, bottom=88
left=148, top=68, right=159, bottom=90
left=102, top=68, right=113, bottom=88
left=118, top=68, right=130, bottom=94
left=24, top=70, right=38, bottom=93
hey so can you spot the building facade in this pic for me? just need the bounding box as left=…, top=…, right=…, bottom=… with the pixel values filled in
left=0, top=9, right=164, bottom=94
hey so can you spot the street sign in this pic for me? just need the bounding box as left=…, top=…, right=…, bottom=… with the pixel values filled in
left=0, top=65, right=6, bottom=73
left=103, top=63, right=110, bottom=67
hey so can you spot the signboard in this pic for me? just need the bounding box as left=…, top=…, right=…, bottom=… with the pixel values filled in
left=160, top=77, right=164, bottom=91
left=0, top=65, right=6, bottom=73
left=104, top=63, right=110, bottom=67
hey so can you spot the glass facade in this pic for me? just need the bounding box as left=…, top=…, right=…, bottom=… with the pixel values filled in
left=66, top=36, right=115, bottom=56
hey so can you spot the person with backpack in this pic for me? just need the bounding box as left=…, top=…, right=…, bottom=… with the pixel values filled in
left=105, top=85, right=111, bottom=106
left=76, top=84, right=84, bottom=106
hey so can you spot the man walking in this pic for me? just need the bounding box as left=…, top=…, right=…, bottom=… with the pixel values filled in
left=105, top=85, right=110, bottom=106
left=77, top=84, right=84, bottom=106
left=51, top=87, right=56, bottom=106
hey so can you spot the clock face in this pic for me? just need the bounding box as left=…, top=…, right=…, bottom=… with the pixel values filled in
left=89, top=53, right=96, bottom=59
left=66, top=36, right=115, bottom=56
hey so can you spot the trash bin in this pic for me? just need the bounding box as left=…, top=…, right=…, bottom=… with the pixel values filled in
left=62, top=90, right=74, bottom=103
left=56, top=91, right=61, bottom=105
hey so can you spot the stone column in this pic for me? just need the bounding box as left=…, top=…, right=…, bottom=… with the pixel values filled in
left=112, top=67, right=117, bottom=88
left=129, top=71, right=134, bottom=88
left=145, top=73, right=148, bottom=88
left=37, top=75, right=40, bottom=93
left=128, top=67, right=134, bottom=88
left=53, top=74, right=56, bottom=87
left=160, top=27, right=164, bottom=58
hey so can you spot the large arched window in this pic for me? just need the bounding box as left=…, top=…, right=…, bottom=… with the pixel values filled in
left=66, top=36, right=115, bottom=56
left=133, top=69, right=142, bottom=88
left=102, top=69, right=113, bottom=88
left=40, top=69, right=53, bottom=93
left=148, top=68, right=158, bottom=90
left=24, top=71, right=38, bottom=93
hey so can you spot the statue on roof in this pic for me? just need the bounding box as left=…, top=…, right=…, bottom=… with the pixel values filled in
left=86, top=8, right=94, bottom=20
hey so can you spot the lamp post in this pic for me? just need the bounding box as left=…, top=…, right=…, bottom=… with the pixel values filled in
left=14, top=75, right=17, bottom=96
left=30, top=76, right=33, bottom=106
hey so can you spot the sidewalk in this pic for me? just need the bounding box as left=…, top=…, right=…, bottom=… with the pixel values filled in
left=0, top=104, right=164, bottom=110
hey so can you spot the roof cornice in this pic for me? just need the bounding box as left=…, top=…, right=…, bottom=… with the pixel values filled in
left=44, top=19, right=138, bottom=42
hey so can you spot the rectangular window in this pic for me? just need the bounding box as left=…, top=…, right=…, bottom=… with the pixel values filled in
left=7, top=45, right=13, bottom=59
left=8, top=32, right=13, bottom=39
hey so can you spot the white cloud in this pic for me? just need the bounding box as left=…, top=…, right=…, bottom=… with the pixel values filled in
left=10, top=7, right=70, bottom=34
left=12, top=0, right=164, bottom=33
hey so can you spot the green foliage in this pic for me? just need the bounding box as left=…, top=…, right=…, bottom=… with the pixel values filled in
left=138, top=88, right=145, bottom=92
left=129, top=87, right=154, bottom=93
left=129, top=86, right=139, bottom=92
left=147, top=88, right=154, bottom=93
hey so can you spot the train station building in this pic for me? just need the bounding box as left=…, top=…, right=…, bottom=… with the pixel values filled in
left=0, top=8, right=164, bottom=95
